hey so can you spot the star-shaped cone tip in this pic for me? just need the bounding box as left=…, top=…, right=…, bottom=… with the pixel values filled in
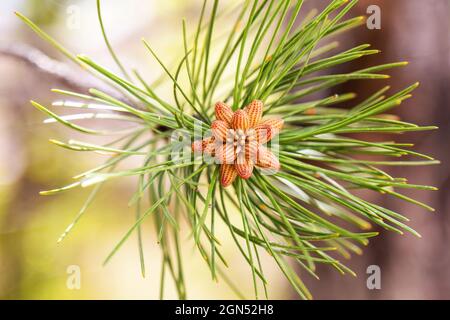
left=231, top=109, right=250, bottom=130
left=215, top=102, right=233, bottom=124
left=235, top=157, right=254, bottom=180
left=260, top=118, right=284, bottom=131
left=220, top=164, right=238, bottom=187
left=211, top=120, right=229, bottom=141
left=254, top=124, right=275, bottom=145
left=244, top=100, right=263, bottom=127
left=256, top=145, right=280, bottom=170
left=192, top=100, right=283, bottom=187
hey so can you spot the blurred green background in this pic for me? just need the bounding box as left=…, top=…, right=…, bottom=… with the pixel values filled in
left=0, top=0, right=448, bottom=299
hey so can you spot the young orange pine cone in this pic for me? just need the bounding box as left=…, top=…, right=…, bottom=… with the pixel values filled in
left=192, top=100, right=283, bottom=187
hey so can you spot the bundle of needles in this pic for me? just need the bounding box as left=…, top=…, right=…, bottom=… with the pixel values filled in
left=16, top=0, right=438, bottom=299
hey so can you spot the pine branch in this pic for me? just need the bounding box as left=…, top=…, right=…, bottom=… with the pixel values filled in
left=16, top=0, right=439, bottom=299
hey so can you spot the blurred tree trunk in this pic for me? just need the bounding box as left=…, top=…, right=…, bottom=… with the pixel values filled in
left=301, top=0, right=450, bottom=299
